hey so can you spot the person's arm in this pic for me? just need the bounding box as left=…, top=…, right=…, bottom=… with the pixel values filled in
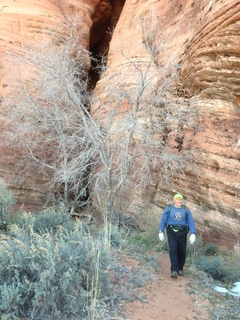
left=187, top=209, right=196, bottom=234
left=158, top=207, right=168, bottom=241
left=187, top=209, right=196, bottom=244
left=159, top=207, right=168, bottom=233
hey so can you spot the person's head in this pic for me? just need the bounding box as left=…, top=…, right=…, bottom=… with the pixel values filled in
left=173, top=193, right=183, bottom=207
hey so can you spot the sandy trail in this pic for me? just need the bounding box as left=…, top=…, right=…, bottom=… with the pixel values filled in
left=123, top=253, right=210, bottom=320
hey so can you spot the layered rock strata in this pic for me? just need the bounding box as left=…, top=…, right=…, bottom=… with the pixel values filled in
left=93, top=0, right=240, bottom=250
left=0, top=0, right=239, bottom=249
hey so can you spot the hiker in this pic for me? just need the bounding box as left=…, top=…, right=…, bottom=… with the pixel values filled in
left=158, top=193, right=196, bottom=278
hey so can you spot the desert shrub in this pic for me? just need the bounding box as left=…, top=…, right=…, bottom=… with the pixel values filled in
left=0, top=179, right=16, bottom=231
left=186, top=234, right=240, bottom=284
left=123, top=230, right=169, bottom=261
left=0, top=214, right=110, bottom=319
left=126, top=231, right=159, bottom=251
left=9, top=207, right=75, bottom=236
left=186, top=234, right=219, bottom=267
left=197, top=255, right=240, bottom=284
left=203, top=242, right=218, bottom=255
left=108, top=225, right=123, bottom=248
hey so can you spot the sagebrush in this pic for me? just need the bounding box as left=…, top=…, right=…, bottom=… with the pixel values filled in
left=0, top=209, right=110, bottom=320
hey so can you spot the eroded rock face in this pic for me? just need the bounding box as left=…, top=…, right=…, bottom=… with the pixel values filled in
left=179, top=0, right=240, bottom=249
left=0, top=0, right=239, bottom=250
left=93, top=0, right=240, bottom=250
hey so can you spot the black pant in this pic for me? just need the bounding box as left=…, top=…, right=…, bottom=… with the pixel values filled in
left=167, top=227, right=187, bottom=272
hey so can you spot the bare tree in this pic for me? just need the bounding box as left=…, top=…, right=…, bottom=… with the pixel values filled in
left=2, top=26, right=101, bottom=207
left=89, top=17, right=193, bottom=226
left=2, top=16, right=194, bottom=248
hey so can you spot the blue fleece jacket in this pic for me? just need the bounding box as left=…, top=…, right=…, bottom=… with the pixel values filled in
left=159, top=205, right=196, bottom=234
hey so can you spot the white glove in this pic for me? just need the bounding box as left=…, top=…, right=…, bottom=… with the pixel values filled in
left=159, top=232, right=164, bottom=241
left=189, top=234, right=196, bottom=244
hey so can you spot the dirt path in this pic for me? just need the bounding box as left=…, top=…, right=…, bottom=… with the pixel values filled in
left=123, top=253, right=210, bottom=320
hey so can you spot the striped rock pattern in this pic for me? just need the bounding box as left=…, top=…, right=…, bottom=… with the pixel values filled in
left=0, top=0, right=239, bottom=249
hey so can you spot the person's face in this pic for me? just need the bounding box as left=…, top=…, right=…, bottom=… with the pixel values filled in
left=174, top=198, right=183, bottom=207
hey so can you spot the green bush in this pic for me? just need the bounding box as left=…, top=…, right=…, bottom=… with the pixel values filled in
left=197, top=254, right=240, bottom=284
left=186, top=234, right=219, bottom=267
left=126, top=231, right=163, bottom=252
left=0, top=179, right=16, bottom=231
left=0, top=210, right=110, bottom=319
left=186, top=235, right=240, bottom=284
left=9, top=207, right=75, bottom=236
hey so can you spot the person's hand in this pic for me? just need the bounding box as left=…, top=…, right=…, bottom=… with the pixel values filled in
left=159, top=232, right=164, bottom=241
left=189, top=234, right=196, bottom=244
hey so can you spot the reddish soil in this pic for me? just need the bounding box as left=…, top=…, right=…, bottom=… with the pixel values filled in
left=122, top=253, right=210, bottom=320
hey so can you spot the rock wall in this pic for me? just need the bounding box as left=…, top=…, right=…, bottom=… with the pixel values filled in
left=0, top=0, right=239, bottom=249
left=93, top=0, right=240, bottom=250
left=180, top=0, right=240, bottom=249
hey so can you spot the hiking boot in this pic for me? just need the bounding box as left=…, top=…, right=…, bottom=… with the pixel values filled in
left=178, top=270, right=184, bottom=277
left=171, top=271, right=178, bottom=278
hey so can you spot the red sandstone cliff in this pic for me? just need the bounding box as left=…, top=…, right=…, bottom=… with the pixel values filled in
left=0, top=0, right=239, bottom=250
